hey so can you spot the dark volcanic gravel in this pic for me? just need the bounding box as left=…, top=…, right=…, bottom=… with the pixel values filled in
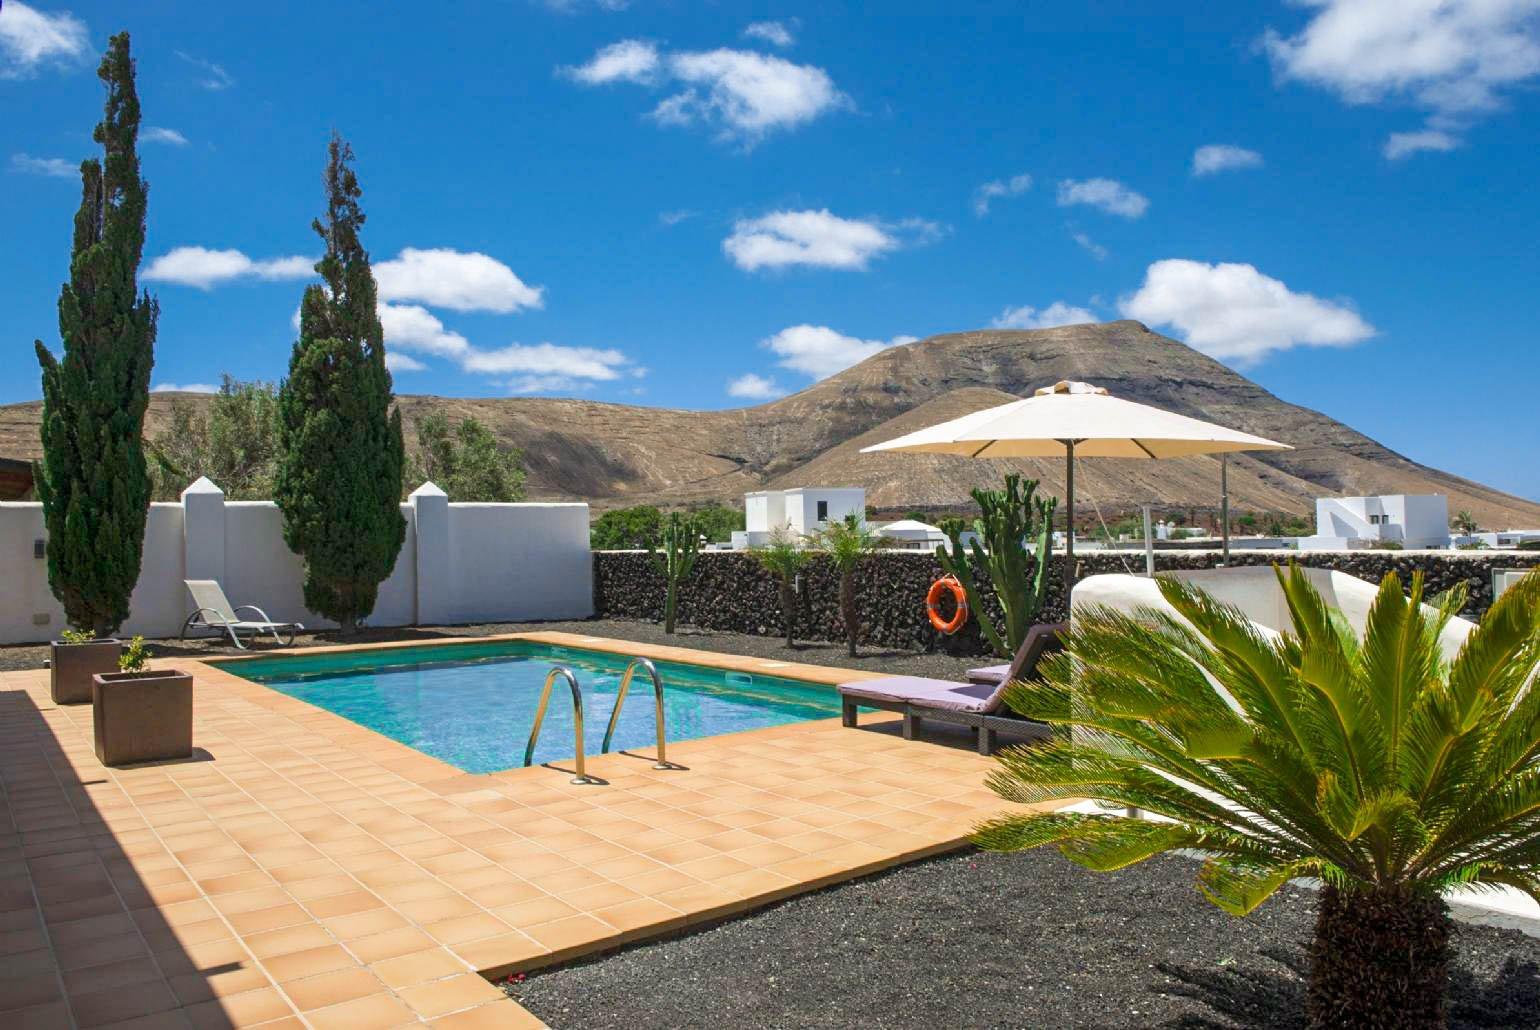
left=0, top=617, right=981, bottom=679
left=506, top=849, right=1540, bottom=1030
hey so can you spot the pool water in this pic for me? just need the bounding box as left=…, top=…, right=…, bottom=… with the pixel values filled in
left=227, top=641, right=840, bottom=773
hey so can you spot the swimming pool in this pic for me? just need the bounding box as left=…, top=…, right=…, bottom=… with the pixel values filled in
left=226, top=640, right=841, bottom=774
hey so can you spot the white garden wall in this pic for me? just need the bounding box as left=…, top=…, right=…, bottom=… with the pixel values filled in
left=0, top=479, right=591, bottom=644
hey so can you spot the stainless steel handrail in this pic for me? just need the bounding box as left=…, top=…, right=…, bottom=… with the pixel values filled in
left=601, top=658, right=682, bottom=770
left=523, top=665, right=600, bottom=784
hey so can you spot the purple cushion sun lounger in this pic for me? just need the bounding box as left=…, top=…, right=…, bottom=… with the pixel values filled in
left=838, top=623, right=1066, bottom=754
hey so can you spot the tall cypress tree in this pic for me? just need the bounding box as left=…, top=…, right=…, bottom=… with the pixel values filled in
left=34, top=32, right=157, bottom=637
left=274, top=133, right=405, bottom=635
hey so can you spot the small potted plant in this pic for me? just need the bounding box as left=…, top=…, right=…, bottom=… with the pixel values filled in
left=49, top=628, right=122, bottom=705
left=92, top=636, right=193, bottom=766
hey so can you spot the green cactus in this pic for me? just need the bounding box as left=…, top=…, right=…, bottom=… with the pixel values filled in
left=935, top=474, right=1058, bottom=658
left=652, top=511, right=702, bottom=634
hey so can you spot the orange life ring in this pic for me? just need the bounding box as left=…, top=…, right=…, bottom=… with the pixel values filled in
left=926, top=576, right=969, bottom=634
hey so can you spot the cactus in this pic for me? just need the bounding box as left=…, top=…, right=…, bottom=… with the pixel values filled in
left=935, top=473, right=1058, bottom=658
left=652, top=511, right=701, bottom=634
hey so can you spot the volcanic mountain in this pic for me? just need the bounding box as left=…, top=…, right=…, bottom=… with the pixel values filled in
left=3, top=321, right=1535, bottom=527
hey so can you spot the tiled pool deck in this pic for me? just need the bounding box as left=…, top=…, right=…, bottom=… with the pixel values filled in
left=0, top=632, right=1065, bottom=1028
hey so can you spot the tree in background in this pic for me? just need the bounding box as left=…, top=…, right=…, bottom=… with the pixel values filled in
left=652, top=511, right=701, bottom=634
left=816, top=513, right=882, bottom=657
left=752, top=528, right=813, bottom=648
left=689, top=503, right=744, bottom=543
left=33, top=33, right=157, bottom=636
left=936, top=474, right=1057, bottom=658
left=274, top=133, right=405, bottom=636
left=149, top=377, right=280, bottom=500
left=1452, top=509, right=1480, bottom=537
left=405, top=412, right=526, bottom=502
left=591, top=505, right=663, bottom=550
left=976, top=568, right=1540, bottom=1029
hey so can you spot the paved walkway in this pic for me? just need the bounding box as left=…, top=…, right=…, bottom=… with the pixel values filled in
left=0, top=633, right=1059, bottom=1028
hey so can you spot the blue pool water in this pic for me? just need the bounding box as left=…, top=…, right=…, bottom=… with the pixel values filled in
left=226, top=641, right=839, bottom=773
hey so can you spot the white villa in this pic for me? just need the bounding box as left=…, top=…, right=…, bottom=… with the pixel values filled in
left=731, top=487, right=866, bottom=549
left=1298, top=493, right=1450, bottom=551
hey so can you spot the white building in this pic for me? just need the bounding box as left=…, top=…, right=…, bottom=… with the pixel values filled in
left=1299, top=493, right=1450, bottom=551
left=732, top=487, right=866, bottom=548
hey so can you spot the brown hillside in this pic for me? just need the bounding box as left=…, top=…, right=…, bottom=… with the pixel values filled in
left=3, top=321, right=1535, bottom=527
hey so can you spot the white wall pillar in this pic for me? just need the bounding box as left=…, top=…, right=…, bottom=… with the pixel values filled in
left=181, top=477, right=226, bottom=585
left=410, top=482, right=451, bottom=625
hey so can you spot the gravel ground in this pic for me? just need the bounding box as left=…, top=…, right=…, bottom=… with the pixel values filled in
left=0, top=617, right=981, bottom=678
left=506, top=849, right=1540, bottom=1030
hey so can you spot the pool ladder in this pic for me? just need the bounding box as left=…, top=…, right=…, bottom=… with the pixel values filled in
left=601, top=657, right=684, bottom=771
left=522, top=666, right=601, bottom=785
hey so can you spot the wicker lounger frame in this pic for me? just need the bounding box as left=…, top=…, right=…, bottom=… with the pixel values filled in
left=840, top=694, right=1043, bottom=755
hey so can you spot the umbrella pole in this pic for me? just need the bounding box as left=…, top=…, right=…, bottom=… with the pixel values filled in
left=1063, top=441, right=1075, bottom=605
left=1220, top=453, right=1230, bottom=565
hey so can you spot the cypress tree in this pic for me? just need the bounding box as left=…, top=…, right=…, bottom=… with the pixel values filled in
left=34, top=32, right=157, bottom=637
left=274, top=133, right=406, bottom=635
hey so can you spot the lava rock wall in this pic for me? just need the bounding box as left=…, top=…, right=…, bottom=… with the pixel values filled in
left=593, top=550, right=1540, bottom=658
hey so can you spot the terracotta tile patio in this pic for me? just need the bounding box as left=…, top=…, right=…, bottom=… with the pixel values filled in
left=0, top=632, right=1064, bottom=1028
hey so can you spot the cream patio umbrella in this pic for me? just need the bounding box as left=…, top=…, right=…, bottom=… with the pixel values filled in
left=859, top=380, right=1292, bottom=599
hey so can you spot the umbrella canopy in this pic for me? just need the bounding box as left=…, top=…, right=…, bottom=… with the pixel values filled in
left=860, top=380, right=1292, bottom=595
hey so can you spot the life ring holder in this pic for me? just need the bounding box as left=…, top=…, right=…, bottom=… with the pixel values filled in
left=926, top=575, right=969, bottom=635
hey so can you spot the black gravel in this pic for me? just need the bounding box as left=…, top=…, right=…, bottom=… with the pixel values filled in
left=0, top=617, right=980, bottom=679
left=505, top=849, right=1540, bottom=1030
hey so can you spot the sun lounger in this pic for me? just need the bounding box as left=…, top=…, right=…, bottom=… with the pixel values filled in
left=839, top=622, right=1065, bottom=754
left=965, top=622, right=1068, bottom=685
left=180, top=580, right=304, bottom=649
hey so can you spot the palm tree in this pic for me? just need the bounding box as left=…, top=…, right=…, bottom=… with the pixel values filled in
left=752, top=527, right=813, bottom=648
left=1452, top=509, right=1480, bottom=537
left=816, top=513, right=882, bottom=657
left=974, top=565, right=1540, bottom=1029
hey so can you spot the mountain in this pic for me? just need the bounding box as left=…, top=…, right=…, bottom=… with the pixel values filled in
left=3, top=321, right=1536, bottom=527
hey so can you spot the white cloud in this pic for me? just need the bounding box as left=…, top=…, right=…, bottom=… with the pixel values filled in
left=374, top=247, right=543, bottom=313
left=566, top=41, right=846, bottom=142
left=1056, top=178, right=1149, bottom=218
left=544, top=0, right=629, bottom=11
left=175, top=50, right=234, bottom=90
left=1120, top=258, right=1376, bottom=364
left=1192, top=144, right=1263, bottom=175
left=723, top=209, right=910, bottom=271
left=991, top=302, right=1098, bottom=330
left=377, top=304, right=470, bottom=358
left=972, top=172, right=1032, bottom=216
left=143, top=247, right=314, bottom=289
left=384, top=352, right=427, bottom=373
left=726, top=373, right=783, bottom=400
left=1069, top=230, right=1107, bottom=260
left=142, top=127, right=189, bottom=146
left=1384, top=128, right=1461, bottom=159
left=564, top=39, right=659, bottom=84
left=10, top=152, right=75, bottom=177
left=658, top=209, right=696, bottom=226
left=152, top=382, right=219, bottom=394
left=1263, top=0, right=1540, bottom=156
left=0, top=1, right=88, bottom=77
left=378, top=303, right=639, bottom=391
left=743, top=21, right=795, bottom=47
left=762, top=324, right=917, bottom=380
left=660, top=49, right=847, bottom=140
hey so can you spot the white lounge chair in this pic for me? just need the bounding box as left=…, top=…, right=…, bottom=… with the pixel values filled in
left=180, top=580, right=303, bottom=649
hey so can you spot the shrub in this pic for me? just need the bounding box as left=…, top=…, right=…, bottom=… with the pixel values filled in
left=405, top=412, right=526, bottom=502
left=591, top=505, right=663, bottom=550
left=118, top=635, right=150, bottom=674
left=975, top=566, right=1540, bottom=1028
left=149, top=377, right=281, bottom=500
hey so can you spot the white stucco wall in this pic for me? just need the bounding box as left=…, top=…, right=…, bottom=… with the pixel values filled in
left=0, top=482, right=590, bottom=643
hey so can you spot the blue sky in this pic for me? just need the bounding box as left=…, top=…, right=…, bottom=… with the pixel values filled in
left=4, top=1, right=1539, bottom=502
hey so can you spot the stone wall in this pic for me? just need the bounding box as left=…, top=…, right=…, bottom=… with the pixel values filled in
left=593, top=549, right=1540, bottom=658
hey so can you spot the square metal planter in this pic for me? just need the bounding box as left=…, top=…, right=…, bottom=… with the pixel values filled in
left=92, top=669, right=193, bottom=766
left=49, top=638, right=121, bottom=705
